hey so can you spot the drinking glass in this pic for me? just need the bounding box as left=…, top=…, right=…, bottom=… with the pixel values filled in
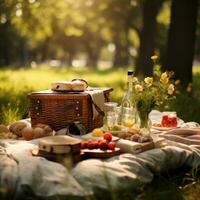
left=103, top=102, right=118, bottom=129
left=168, top=112, right=177, bottom=127
left=104, top=102, right=118, bottom=114
left=121, top=107, right=135, bottom=128
left=161, top=111, right=177, bottom=127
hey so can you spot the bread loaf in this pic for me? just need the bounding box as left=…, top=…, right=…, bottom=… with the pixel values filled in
left=51, top=81, right=72, bottom=91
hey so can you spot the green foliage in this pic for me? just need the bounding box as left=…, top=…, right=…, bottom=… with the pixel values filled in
left=0, top=0, right=148, bottom=66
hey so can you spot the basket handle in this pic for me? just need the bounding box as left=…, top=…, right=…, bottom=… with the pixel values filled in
left=91, top=100, right=105, bottom=117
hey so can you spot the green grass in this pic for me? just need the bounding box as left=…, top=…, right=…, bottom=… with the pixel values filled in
left=0, top=65, right=200, bottom=124
left=0, top=66, right=126, bottom=124
left=1, top=65, right=200, bottom=200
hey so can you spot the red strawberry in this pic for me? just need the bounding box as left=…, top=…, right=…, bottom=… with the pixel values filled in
left=93, top=141, right=99, bottom=149
left=87, top=141, right=95, bottom=149
left=108, top=142, right=116, bottom=151
left=103, top=132, right=112, bottom=142
left=81, top=141, right=88, bottom=149
left=99, top=140, right=108, bottom=150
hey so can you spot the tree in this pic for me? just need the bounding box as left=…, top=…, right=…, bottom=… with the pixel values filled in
left=136, top=0, right=164, bottom=76
left=164, top=0, right=198, bottom=87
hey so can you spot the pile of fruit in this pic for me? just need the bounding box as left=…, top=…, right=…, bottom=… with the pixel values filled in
left=81, top=132, right=116, bottom=151
left=0, top=121, right=53, bottom=140
left=22, top=123, right=53, bottom=140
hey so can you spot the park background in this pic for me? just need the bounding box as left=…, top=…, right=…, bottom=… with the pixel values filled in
left=1, top=0, right=200, bottom=124
left=1, top=0, right=200, bottom=199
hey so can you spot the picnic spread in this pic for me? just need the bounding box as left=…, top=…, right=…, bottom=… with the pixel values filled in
left=1, top=74, right=200, bottom=199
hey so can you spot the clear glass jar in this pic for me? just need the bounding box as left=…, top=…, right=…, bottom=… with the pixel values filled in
left=161, top=111, right=177, bottom=127
left=103, top=102, right=118, bottom=130
left=168, top=112, right=177, bottom=127
left=121, top=107, right=135, bottom=128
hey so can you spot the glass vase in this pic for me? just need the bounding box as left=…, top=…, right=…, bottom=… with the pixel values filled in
left=138, top=110, right=151, bottom=135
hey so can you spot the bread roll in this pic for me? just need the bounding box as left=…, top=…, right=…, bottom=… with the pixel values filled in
left=9, top=121, right=28, bottom=137
left=51, top=81, right=72, bottom=91
left=0, top=124, right=9, bottom=133
left=71, top=80, right=86, bottom=91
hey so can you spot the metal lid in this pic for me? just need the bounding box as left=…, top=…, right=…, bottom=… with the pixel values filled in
left=127, top=70, right=134, bottom=76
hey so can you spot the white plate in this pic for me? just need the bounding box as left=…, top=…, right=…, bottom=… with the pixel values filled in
left=81, top=133, right=102, bottom=140
left=81, top=132, right=119, bottom=141
left=101, top=127, right=127, bottom=136
left=151, top=125, right=180, bottom=131
left=82, top=147, right=120, bottom=158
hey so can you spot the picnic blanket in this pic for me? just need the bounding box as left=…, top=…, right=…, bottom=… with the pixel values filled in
left=1, top=111, right=200, bottom=199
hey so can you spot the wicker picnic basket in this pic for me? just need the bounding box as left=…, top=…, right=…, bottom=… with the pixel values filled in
left=28, top=88, right=113, bottom=132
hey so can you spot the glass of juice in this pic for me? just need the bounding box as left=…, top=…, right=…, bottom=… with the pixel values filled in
left=168, top=112, right=177, bottom=127
left=161, top=112, right=169, bottom=127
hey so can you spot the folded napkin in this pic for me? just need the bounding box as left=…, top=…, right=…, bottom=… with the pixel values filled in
left=116, top=139, right=142, bottom=154
left=160, top=128, right=200, bottom=145
left=85, top=89, right=105, bottom=119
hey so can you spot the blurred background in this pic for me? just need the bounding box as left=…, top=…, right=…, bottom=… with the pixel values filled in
left=1, top=0, right=200, bottom=77
left=0, top=0, right=200, bottom=124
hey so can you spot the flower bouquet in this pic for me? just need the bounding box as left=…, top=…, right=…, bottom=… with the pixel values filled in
left=132, top=67, right=176, bottom=134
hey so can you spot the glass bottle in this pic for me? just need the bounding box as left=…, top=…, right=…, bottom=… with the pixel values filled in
left=121, top=70, right=134, bottom=108
left=121, top=71, right=138, bottom=128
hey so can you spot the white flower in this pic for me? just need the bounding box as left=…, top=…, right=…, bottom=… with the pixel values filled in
left=168, top=84, right=175, bottom=95
left=144, top=77, right=153, bottom=86
left=133, top=77, right=138, bottom=83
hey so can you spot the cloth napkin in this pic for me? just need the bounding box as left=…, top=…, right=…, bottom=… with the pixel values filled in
left=116, top=137, right=166, bottom=154
left=116, top=139, right=142, bottom=154
left=160, top=128, right=200, bottom=145
left=85, top=89, right=105, bottom=119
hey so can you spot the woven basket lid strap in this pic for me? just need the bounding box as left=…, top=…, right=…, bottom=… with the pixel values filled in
left=91, top=100, right=105, bottom=117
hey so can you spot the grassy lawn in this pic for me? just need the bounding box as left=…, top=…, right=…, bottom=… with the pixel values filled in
left=0, top=66, right=200, bottom=200
left=0, top=66, right=126, bottom=124
left=0, top=65, right=200, bottom=124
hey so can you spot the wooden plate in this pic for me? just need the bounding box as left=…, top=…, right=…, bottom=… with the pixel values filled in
left=31, top=148, right=82, bottom=163
left=82, top=147, right=120, bottom=158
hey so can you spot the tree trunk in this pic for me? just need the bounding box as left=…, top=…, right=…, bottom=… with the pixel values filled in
left=86, top=47, right=99, bottom=67
left=113, top=31, right=129, bottom=67
left=20, top=38, right=29, bottom=66
left=136, top=0, right=164, bottom=76
left=164, top=0, right=198, bottom=87
left=113, top=41, right=129, bottom=67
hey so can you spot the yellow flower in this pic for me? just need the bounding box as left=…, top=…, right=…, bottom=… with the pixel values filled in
left=175, top=80, right=180, bottom=85
left=151, top=55, right=158, bottom=61
left=161, top=72, right=168, bottom=79
left=135, top=84, right=143, bottom=92
left=133, top=77, right=138, bottom=83
left=144, top=77, right=153, bottom=86
left=151, top=87, right=158, bottom=94
left=160, top=72, right=169, bottom=84
left=168, top=84, right=175, bottom=95
left=186, top=83, right=192, bottom=93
